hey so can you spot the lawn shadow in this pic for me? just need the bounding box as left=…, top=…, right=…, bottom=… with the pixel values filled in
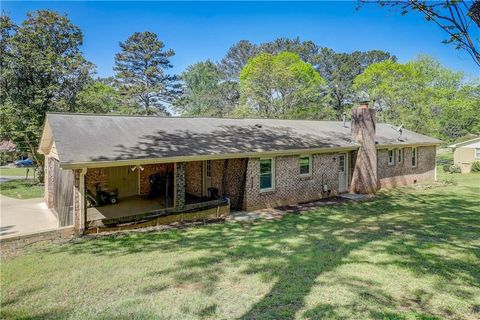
left=37, top=183, right=480, bottom=319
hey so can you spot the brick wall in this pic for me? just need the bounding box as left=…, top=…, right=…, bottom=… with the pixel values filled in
left=185, top=161, right=203, bottom=197
left=377, top=146, right=436, bottom=188
left=86, top=168, right=107, bottom=194
left=184, top=159, right=248, bottom=210
left=44, top=156, right=55, bottom=208
left=139, top=163, right=174, bottom=195
left=244, top=153, right=339, bottom=211
left=210, top=159, right=247, bottom=210
left=73, top=169, right=83, bottom=234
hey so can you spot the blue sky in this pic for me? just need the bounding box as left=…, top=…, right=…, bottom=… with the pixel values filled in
left=2, top=1, right=478, bottom=79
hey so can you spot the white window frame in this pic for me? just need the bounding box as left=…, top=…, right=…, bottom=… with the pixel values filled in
left=387, top=149, right=395, bottom=166
left=259, top=158, right=275, bottom=192
left=397, top=148, right=403, bottom=163
left=299, top=155, right=312, bottom=177
left=476, top=148, right=480, bottom=159
left=205, top=160, right=212, bottom=177
left=411, top=147, right=418, bottom=167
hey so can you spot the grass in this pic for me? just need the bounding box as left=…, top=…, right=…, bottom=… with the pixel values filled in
left=0, top=179, right=44, bottom=199
left=1, top=171, right=479, bottom=319
left=0, top=167, right=33, bottom=177
left=436, top=148, right=454, bottom=166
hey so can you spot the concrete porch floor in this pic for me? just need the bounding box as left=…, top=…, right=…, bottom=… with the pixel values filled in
left=87, top=196, right=173, bottom=221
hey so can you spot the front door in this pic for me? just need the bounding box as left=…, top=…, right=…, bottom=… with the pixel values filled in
left=338, top=153, right=347, bottom=192
left=202, top=160, right=212, bottom=196
left=106, top=166, right=138, bottom=198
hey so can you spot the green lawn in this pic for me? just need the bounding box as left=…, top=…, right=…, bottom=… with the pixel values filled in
left=1, top=172, right=479, bottom=320
left=436, top=148, right=454, bottom=166
left=0, top=167, right=33, bottom=177
left=0, top=179, right=44, bottom=199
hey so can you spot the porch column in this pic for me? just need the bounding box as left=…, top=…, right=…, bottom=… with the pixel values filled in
left=73, top=168, right=87, bottom=235
left=174, top=162, right=186, bottom=210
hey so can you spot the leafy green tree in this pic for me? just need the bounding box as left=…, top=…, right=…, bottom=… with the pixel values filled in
left=239, top=52, right=331, bottom=119
left=259, top=37, right=321, bottom=65
left=315, top=48, right=395, bottom=117
left=220, top=40, right=259, bottom=79
left=114, top=31, right=180, bottom=115
left=0, top=15, right=16, bottom=105
left=354, top=55, right=478, bottom=140
left=76, top=81, right=123, bottom=114
left=174, top=60, right=237, bottom=116
left=0, top=10, right=93, bottom=176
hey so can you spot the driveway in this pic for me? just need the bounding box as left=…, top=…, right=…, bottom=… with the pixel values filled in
left=0, top=195, right=58, bottom=239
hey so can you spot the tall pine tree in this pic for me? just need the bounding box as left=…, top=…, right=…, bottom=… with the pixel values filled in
left=114, top=32, right=181, bottom=115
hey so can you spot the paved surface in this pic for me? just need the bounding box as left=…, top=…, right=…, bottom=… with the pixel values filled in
left=0, top=195, right=58, bottom=239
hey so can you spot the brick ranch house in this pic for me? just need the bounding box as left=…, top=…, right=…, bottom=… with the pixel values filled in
left=38, top=102, right=441, bottom=235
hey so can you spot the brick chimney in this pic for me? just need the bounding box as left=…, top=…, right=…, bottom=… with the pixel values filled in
left=350, top=101, right=379, bottom=194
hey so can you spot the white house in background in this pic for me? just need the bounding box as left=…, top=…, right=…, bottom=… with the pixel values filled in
left=448, top=137, right=480, bottom=173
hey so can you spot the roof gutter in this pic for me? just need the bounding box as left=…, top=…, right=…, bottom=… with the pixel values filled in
left=59, top=145, right=360, bottom=169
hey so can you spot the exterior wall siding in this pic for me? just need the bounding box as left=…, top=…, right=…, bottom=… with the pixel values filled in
left=453, top=147, right=476, bottom=173
left=377, top=146, right=436, bottom=188
left=244, top=153, right=339, bottom=211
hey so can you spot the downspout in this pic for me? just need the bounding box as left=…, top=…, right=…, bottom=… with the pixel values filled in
left=79, top=167, right=87, bottom=234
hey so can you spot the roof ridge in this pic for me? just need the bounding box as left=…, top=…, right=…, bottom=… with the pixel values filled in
left=46, top=112, right=346, bottom=122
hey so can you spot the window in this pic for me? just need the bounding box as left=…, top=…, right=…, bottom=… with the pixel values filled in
left=299, top=155, right=311, bottom=176
left=476, top=148, right=480, bottom=159
left=388, top=149, right=395, bottom=166
left=411, top=147, right=417, bottom=167
left=397, top=148, right=403, bottom=163
left=259, top=158, right=274, bottom=191
left=206, top=160, right=211, bottom=177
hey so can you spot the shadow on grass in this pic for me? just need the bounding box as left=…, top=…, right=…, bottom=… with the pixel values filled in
left=38, top=185, right=480, bottom=319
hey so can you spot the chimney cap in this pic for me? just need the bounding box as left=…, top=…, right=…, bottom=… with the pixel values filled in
left=359, top=100, right=370, bottom=109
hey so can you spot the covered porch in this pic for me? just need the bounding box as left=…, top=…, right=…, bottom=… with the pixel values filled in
left=83, top=158, right=247, bottom=228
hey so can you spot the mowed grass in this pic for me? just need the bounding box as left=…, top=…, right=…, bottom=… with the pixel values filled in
left=1, top=172, right=479, bottom=319
left=0, top=179, right=44, bottom=199
left=0, top=167, right=32, bottom=177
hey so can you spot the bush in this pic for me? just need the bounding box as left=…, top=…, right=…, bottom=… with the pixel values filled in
left=443, top=164, right=451, bottom=173
left=471, top=161, right=480, bottom=173
left=449, top=165, right=461, bottom=173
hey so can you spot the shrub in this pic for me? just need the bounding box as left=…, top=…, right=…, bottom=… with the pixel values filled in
left=449, top=165, right=461, bottom=173
left=471, top=161, right=480, bottom=173
left=443, top=164, right=451, bottom=173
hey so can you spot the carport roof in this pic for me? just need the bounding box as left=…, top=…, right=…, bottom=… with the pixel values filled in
left=39, top=113, right=441, bottom=168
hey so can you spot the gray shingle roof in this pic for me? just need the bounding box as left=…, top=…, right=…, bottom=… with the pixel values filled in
left=45, top=113, right=441, bottom=165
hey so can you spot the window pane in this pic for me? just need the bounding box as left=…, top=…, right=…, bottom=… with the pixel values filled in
left=260, top=159, right=272, bottom=174
left=260, top=159, right=273, bottom=190
left=260, top=174, right=272, bottom=189
left=300, top=156, right=310, bottom=175
left=476, top=148, right=480, bottom=158
left=338, top=156, right=345, bottom=172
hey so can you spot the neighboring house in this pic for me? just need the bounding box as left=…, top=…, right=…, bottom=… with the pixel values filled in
left=38, top=102, right=441, bottom=234
left=448, top=137, right=480, bottom=173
